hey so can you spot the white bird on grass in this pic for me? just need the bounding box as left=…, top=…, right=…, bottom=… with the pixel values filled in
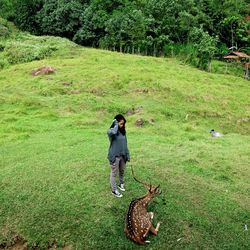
left=210, top=129, right=223, bottom=137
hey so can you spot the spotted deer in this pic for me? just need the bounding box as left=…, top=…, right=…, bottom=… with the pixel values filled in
left=124, top=166, right=161, bottom=245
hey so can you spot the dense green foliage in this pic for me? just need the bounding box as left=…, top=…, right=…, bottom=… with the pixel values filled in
left=1, top=0, right=249, bottom=65
left=0, top=0, right=14, bottom=20
left=0, top=18, right=244, bottom=79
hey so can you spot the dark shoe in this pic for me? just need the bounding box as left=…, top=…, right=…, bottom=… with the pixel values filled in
left=112, top=190, right=123, bottom=198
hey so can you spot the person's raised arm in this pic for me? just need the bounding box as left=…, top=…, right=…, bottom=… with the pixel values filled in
left=107, top=119, right=119, bottom=137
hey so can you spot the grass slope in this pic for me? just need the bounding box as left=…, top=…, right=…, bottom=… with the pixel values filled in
left=0, top=36, right=249, bottom=249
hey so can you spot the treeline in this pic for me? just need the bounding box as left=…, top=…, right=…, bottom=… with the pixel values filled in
left=1, top=0, right=250, bottom=70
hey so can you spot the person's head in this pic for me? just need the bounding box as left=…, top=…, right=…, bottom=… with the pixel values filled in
left=111, top=114, right=126, bottom=135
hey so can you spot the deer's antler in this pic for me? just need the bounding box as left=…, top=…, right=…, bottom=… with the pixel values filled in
left=131, top=164, right=151, bottom=190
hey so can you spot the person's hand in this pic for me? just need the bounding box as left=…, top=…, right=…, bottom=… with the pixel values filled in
left=113, top=119, right=118, bottom=125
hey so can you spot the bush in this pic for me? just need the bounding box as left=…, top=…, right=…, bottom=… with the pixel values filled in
left=189, top=27, right=218, bottom=71
left=164, top=43, right=199, bottom=67
left=215, top=43, right=229, bottom=59
left=0, top=24, right=10, bottom=38
left=4, top=43, right=58, bottom=64
left=0, top=43, right=5, bottom=52
left=0, top=17, right=19, bottom=37
left=0, top=58, right=9, bottom=69
left=1, top=33, right=78, bottom=65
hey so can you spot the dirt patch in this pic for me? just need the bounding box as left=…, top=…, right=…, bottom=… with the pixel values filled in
left=9, top=241, right=28, bottom=250
left=135, top=118, right=154, bottom=127
left=127, top=106, right=143, bottom=115
left=192, top=111, right=223, bottom=118
left=62, top=81, right=73, bottom=86
left=183, top=223, right=193, bottom=242
left=186, top=95, right=198, bottom=102
left=69, top=89, right=81, bottom=94
left=202, top=95, right=215, bottom=102
left=0, top=234, right=73, bottom=250
left=237, top=117, right=250, bottom=124
left=0, top=235, right=27, bottom=250
left=134, top=88, right=149, bottom=94
left=135, top=118, right=145, bottom=126
left=90, top=88, right=105, bottom=96
left=31, top=66, right=56, bottom=76
left=62, top=245, right=73, bottom=250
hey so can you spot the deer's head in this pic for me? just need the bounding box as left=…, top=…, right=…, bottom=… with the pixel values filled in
left=148, top=184, right=161, bottom=195
left=131, top=165, right=161, bottom=197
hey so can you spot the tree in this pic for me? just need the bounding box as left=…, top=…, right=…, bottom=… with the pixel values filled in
left=124, top=9, right=147, bottom=54
left=189, top=27, right=218, bottom=71
left=0, top=0, right=14, bottom=20
left=196, top=0, right=250, bottom=49
left=73, top=5, right=109, bottom=46
left=222, top=15, right=250, bottom=50
left=74, top=0, right=127, bottom=47
left=5, top=0, right=250, bottom=70
left=37, top=0, right=85, bottom=38
left=13, top=0, right=43, bottom=34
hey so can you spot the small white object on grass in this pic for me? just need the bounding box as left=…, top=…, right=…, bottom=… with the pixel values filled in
left=177, top=238, right=182, bottom=242
left=210, top=129, right=223, bottom=138
left=244, top=224, right=248, bottom=231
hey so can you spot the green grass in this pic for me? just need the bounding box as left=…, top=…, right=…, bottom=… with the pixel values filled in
left=212, top=60, right=246, bottom=78
left=0, top=32, right=249, bottom=249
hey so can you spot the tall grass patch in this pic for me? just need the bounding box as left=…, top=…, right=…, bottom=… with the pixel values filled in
left=0, top=31, right=79, bottom=68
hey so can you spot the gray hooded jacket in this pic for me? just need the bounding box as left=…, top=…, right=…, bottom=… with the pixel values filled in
left=107, top=123, right=130, bottom=164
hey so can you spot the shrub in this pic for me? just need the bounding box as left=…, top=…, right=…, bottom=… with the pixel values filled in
left=0, top=43, right=5, bottom=52
left=188, top=27, right=218, bottom=71
left=0, top=58, right=9, bottom=69
left=0, top=24, right=10, bottom=38
left=4, top=42, right=58, bottom=64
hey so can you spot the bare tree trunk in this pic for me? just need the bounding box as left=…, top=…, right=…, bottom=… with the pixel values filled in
left=153, top=44, right=156, bottom=57
left=244, top=65, right=249, bottom=79
left=208, top=60, right=212, bottom=72
left=137, top=47, right=140, bottom=55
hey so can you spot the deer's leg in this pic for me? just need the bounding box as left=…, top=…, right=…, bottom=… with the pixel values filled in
left=149, top=212, right=154, bottom=220
left=149, top=222, right=161, bottom=236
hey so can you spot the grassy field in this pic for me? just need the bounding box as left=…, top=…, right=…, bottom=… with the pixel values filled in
left=0, top=30, right=250, bottom=249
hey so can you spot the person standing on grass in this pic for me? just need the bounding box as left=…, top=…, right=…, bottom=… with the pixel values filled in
left=107, top=114, right=130, bottom=198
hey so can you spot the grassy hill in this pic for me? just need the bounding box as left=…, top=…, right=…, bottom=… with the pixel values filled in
left=0, top=25, right=249, bottom=249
